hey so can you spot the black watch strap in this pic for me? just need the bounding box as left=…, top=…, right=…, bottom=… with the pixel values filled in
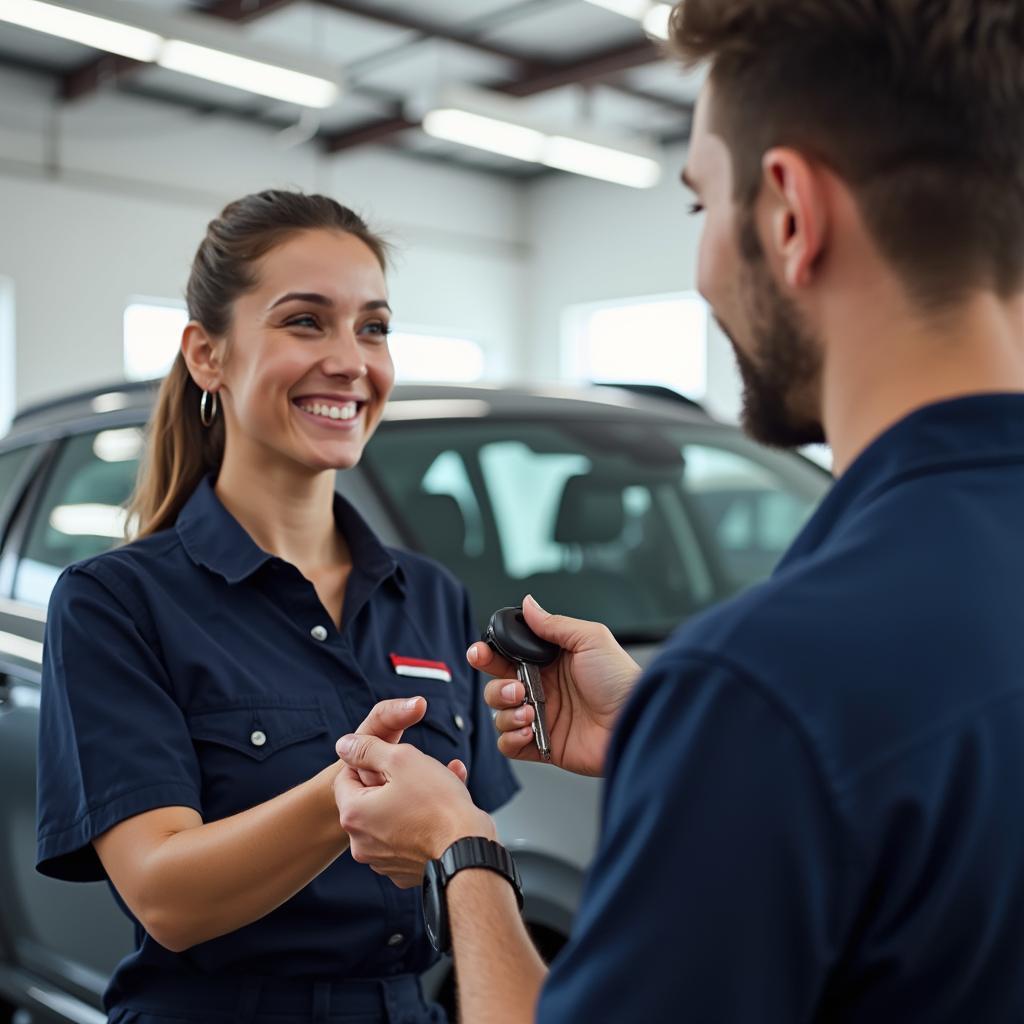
left=438, top=836, right=524, bottom=909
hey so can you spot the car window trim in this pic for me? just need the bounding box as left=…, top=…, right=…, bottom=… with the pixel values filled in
left=0, top=437, right=64, bottom=601
left=0, top=441, right=52, bottom=554
left=2, top=413, right=149, bottom=602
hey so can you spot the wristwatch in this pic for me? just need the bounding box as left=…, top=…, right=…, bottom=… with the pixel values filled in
left=422, top=836, right=524, bottom=954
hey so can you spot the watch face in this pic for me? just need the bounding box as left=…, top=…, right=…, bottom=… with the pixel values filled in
left=421, top=859, right=447, bottom=953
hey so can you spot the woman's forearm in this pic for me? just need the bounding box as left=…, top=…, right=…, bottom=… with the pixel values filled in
left=131, top=761, right=348, bottom=951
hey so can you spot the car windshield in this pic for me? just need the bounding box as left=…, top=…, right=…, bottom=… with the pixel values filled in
left=362, top=416, right=830, bottom=642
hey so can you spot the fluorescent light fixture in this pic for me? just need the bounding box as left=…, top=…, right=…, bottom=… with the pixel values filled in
left=417, top=84, right=662, bottom=189
left=583, top=0, right=653, bottom=18
left=159, top=40, right=338, bottom=108
left=0, top=0, right=160, bottom=60
left=0, top=0, right=340, bottom=109
left=582, top=0, right=673, bottom=40
left=642, top=3, right=672, bottom=40
left=543, top=135, right=661, bottom=188
left=422, top=109, right=545, bottom=162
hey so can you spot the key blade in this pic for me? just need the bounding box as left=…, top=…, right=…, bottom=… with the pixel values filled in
left=518, top=661, right=551, bottom=761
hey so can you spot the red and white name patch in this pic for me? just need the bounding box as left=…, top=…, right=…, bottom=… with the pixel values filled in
left=389, top=653, right=452, bottom=683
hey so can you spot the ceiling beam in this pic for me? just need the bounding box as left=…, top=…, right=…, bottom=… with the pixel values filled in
left=0, top=52, right=532, bottom=183
left=323, top=37, right=663, bottom=153
left=48, top=0, right=682, bottom=158
left=60, top=0, right=299, bottom=104
left=197, top=0, right=298, bottom=21
left=58, top=0, right=551, bottom=106
left=609, top=82, right=695, bottom=115
left=504, top=39, right=660, bottom=97
left=62, top=53, right=140, bottom=102
left=315, top=0, right=547, bottom=71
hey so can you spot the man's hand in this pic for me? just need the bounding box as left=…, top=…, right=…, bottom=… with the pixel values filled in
left=475, top=595, right=642, bottom=777
left=334, top=733, right=492, bottom=888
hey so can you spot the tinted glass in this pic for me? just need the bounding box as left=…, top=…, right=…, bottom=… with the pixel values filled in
left=13, top=428, right=143, bottom=606
left=363, top=418, right=829, bottom=641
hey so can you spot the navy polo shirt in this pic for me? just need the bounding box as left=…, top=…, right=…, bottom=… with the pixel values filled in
left=36, top=475, right=517, bottom=1008
left=539, top=394, right=1024, bottom=1022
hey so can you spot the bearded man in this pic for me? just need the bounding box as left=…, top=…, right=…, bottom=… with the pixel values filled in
left=334, top=2, right=1024, bottom=1020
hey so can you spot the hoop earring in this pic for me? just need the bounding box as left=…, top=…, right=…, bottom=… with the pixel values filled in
left=200, top=390, right=219, bottom=428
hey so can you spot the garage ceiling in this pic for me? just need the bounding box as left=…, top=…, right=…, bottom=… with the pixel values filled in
left=0, top=0, right=702, bottom=179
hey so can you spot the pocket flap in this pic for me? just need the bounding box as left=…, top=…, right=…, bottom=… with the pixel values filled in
left=419, top=695, right=470, bottom=745
left=188, top=703, right=328, bottom=762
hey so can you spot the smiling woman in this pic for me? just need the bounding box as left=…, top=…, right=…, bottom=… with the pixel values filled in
left=127, top=192, right=393, bottom=537
left=34, top=190, right=519, bottom=1024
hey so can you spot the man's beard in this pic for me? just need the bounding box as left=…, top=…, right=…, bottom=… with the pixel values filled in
left=720, top=213, right=826, bottom=449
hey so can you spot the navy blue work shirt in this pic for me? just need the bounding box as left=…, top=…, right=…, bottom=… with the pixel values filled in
left=539, top=394, right=1024, bottom=1022
left=36, top=475, right=517, bottom=1009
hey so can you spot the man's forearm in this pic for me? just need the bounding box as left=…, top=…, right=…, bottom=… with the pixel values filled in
left=448, top=868, right=548, bottom=1024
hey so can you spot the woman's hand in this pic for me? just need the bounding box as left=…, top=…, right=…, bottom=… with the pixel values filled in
left=334, top=733, right=491, bottom=888
left=352, top=696, right=429, bottom=787
left=475, top=595, right=642, bottom=778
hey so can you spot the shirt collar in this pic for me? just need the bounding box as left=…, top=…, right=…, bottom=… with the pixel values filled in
left=176, top=474, right=406, bottom=592
left=778, top=393, right=1024, bottom=569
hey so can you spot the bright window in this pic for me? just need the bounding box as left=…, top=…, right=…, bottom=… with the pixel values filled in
left=563, top=294, right=708, bottom=399
left=389, top=330, right=485, bottom=383
left=124, top=300, right=188, bottom=381
left=479, top=441, right=591, bottom=579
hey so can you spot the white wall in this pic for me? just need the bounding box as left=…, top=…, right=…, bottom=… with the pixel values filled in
left=525, top=146, right=742, bottom=422
left=0, top=67, right=529, bottom=409
left=1, top=66, right=741, bottom=421
left=0, top=274, right=13, bottom=434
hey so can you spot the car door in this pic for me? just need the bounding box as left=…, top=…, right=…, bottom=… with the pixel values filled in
left=1, top=425, right=144, bottom=1016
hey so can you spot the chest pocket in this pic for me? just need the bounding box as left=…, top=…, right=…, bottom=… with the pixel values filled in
left=411, top=693, right=473, bottom=767
left=187, top=703, right=330, bottom=818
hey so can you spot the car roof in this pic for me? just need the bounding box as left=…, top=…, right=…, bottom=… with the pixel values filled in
left=5, top=378, right=714, bottom=443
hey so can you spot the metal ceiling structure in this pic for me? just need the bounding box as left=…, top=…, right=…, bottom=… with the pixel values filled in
left=0, top=0, right=699, bottom=179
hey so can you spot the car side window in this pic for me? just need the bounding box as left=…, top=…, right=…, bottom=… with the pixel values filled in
left=12, top=427, right=143, bottom=607
left=364, top=421, right=720, bottom=636
left=478, top=442, right=591, bottom=579
left=682, top=444, right=817, bottom=592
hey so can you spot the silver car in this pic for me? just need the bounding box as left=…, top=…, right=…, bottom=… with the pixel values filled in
left=0, top=380, right=829, bottom=1022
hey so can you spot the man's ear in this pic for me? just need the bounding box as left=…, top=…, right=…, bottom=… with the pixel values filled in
left=181, top=321, right=225, bottom=393
left=761, top=148, right=828, bottom=290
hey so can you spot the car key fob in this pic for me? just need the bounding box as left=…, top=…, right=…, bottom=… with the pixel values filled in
left=483, top=606, right=559, bottom=761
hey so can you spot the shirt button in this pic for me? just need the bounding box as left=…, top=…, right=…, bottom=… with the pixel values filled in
left=453, top=714, right=465, bottom=731
left=387, top=933, right=404, bottom=947
left=310, top=625, right=328, bottom=642
left=250, top=730, right=267, bottom=747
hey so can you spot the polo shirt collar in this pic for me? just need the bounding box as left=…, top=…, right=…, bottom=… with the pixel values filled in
left=176, top=474, right=405, bottom=591
left=779, top=392, right=1024, bottom=568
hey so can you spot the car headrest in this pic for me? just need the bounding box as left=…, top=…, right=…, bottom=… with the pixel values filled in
left=554, top=475, right=625, bottom=545
left=409, top=492, right=465, bottom=558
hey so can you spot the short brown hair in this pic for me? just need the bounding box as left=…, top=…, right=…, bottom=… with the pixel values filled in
left=671, top=0, right=1024, bottom=307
